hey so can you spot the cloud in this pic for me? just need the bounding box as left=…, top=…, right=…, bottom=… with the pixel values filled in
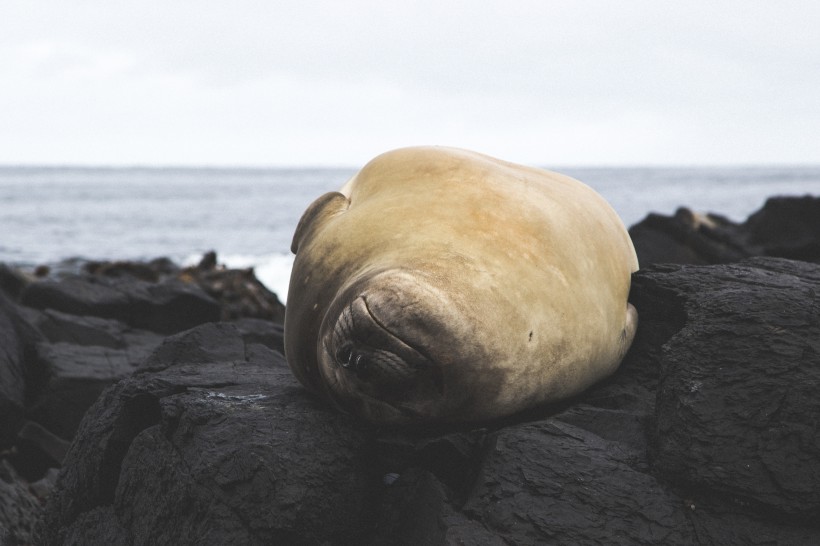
left=1, top=0, right=819, bottom=165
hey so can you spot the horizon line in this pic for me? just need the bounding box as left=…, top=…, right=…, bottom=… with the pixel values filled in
left=2, top=161, right=820, bottom=171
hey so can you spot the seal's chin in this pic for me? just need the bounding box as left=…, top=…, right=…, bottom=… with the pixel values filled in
left=317, top=287, right=445, bottom=423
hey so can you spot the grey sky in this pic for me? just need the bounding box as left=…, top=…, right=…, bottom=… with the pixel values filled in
left=2, top=1, right=819, bottom=166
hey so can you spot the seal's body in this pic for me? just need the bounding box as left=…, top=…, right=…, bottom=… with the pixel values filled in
left=285, top=147, right=638, bottom=424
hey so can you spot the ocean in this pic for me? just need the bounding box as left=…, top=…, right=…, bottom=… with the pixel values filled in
left=2, top=165, right=818, bottom=301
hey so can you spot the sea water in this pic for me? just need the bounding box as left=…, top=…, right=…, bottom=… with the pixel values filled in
left=1, top=165, right=818, bottom=301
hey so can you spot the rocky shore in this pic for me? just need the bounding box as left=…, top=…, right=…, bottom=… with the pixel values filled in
left=1, top=196, right=819, bottom=545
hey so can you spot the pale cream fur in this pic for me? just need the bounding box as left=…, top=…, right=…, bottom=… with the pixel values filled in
left=285, top=146, right=638, bottom=423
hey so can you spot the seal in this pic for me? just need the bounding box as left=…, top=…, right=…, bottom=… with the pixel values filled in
left=284, top=146, right=638, bottom=424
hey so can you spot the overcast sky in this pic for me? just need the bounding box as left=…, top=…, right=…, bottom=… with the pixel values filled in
left=2, top=1, right=819, bottom=167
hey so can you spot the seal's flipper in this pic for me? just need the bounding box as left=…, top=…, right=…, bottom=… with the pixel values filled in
left=291, top=192, right=349, bottom=254
left=618, top=303, right=639, bottom=360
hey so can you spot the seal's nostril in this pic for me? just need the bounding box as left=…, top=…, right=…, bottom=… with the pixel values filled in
left=335, top=345, right=370, bottom=375
left=336, top=344, right=355, bottom=368
left=354, top=354, right=367, bottom=372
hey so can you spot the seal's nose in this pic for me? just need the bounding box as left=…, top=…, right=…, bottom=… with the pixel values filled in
left=335, top=343, right=369, bottom=375
left=326, top=295, right=418, bottom=384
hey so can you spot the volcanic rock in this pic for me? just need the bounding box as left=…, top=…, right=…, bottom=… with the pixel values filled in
left=1, top=458, right=47, bottom=545
left=0, top=291, right=41, bottom=449
left=38, top=257, right=820, bottom=544
left=0, top=263, right=31, bottom=299
left=19, top=274, right=220, bottom=335
left=743, top=196, right=820, bottom=261
left=629, top=195, right=820, bottom=265
left=83, top=257, right=180, bottom=283
left=0, top=257, right=288, bottom=544
left=179, top=251, right=286, bottom=323
left=68, top=251, right=287, bottom=324
left=40, top=323, right=372, bottom=546
left=642, top=258, right=820, bottom=525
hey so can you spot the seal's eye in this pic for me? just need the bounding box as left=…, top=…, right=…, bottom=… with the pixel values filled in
left=336, top=344, right=355, bottom=368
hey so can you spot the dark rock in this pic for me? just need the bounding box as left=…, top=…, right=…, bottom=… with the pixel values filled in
left=29, top=467, right=60, bottom=502
left=64, top=253, right=286, bottom=324
left=630, top=208, right=748, bottom=265
left=13, top=306, right=163, bottom=447
left=21, top=306, right=165, bottom=358
left=21, top=275, right=126, bottom=318
left=25, top=325, right=162, bottom=442
left=0, top=291, right=42, bottom=450
left=17, top=306, right=160, bottom=439
left=638, top=258, right=820, bottom=525
left=12, top=421, right=71, bottom=479
left=180, top=254, right=286, bottom=323
left=462, top=418, right=694, bottom=545
left=0, top=459, right=45, bottom=545
left=36, top=254, right=820, bottom=544
left=54, top=507, right=130, bottom=546
left=369, top=468, right=503, bottom=546
left=0, top=263, right=31, bottom=299
left=0, top=296, right=27, bottom=450
left=19, top=275, right=221, bottom=335
left=629, top=195, right=820, bottom=265
left=230, top=317, right=285, bottom=355
left=359, top=430, right=497, bottom=545
left=368, top=468, right=452, bottom=546
left=685, top=508, right=820, bottom=546
left=21, top=306, right=144, bottom=349
left=371, top=430, right=488, bottom=503
left=197, top=250, right=218, bottom=270
left=84, top=257, right=180, bottom=283
left=41, top=323, right=373, bottom=546
left=17, top=421, right=70, bottom=467
left=744, top=196, right=820, bottom=261
left=137, top=320, right=246, bottom=372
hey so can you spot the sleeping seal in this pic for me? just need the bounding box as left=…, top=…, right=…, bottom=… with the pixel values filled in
left=284, top=146, right=638, bottom=424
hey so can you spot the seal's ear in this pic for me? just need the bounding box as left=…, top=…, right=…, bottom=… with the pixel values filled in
left=291, top=191, right=350, bottom=254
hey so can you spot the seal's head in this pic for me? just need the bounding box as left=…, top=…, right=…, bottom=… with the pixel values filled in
left=315, top=269, right=468, bottom=423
